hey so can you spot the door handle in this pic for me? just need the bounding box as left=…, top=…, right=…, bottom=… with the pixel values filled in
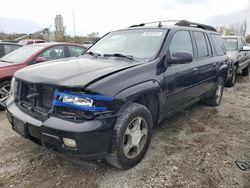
left=212, top=63, right=217, bottom=67
left=193, top=68, right=198, bottom=72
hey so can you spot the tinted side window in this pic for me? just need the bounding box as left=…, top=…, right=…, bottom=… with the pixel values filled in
left=205, top=34, right=212, bottom=55
left=68, top=46, right=86, bottom=57
left=169, top=31, right=193, bottom=57
left=210, top=34, right=226, bottom=56
left=0, top=45, right=4, bottom=57
left=241, top=38, right=246, bottom=46
left=4, top=45, right=20, bottom=55
left=39, top=46, right=65, bottom=61
left=194, top=32, right=209, bottom=58
left=238, top=38, right=245, bottom=50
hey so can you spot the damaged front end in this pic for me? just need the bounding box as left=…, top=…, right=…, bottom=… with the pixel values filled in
left=10, top=78, right=120, bottom=122
left=6, top=78, right=120, bottom=159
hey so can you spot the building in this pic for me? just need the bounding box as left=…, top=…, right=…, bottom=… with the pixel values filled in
left=54, top=14, right=65, bottom=35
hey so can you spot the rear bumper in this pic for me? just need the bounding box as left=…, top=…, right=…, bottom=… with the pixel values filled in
left=6, top=96, right=114, bottom=160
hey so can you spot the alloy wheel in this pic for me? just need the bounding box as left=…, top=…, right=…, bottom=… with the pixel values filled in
left=232, top=69, right=236, bottom=84
left=0, top=84, right=11, bottom=106
left=215, top=82, right=223, bottom=104
left=123, top=117, right=148, bottom=159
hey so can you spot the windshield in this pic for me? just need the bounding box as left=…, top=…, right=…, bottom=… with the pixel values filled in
left=87, top=29, right=166, bottom=61
left=222, top=38, right=238, bottom=51
left=0, top=45, right=45, bottom=63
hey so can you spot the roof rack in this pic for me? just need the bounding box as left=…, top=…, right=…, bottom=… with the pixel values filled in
left=175, top=20, right=217, bottom=32
left=129, top=20, right=217, bottom=32
left=129, top=20, right=181, bottom=28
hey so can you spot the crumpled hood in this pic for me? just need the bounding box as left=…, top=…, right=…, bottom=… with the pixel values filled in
left=226, top=51, right=238, bottom=60
left=14, top=56, right=139, bottom=88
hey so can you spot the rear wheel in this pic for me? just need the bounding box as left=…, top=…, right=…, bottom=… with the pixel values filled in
left=205, top=77, right=224, bottom=106
left=0, top=80, right=11, bottom=110
left=225, top=65, right=237, bottom=87
left=105, top=103, right=153, bottom=169
left=242, top=64, right=250, bottom=76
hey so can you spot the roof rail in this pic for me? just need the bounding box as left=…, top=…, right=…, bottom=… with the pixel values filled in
left=175, top=20, right=217, bottom=32
left=129, top=20, right=181, bottom=28
left=129, top=20, right=217, bottom=32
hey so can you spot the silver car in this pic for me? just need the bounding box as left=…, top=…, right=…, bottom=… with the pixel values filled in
left=222, top=36, right=250, bottom=87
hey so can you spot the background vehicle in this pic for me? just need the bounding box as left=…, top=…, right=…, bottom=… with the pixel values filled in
left=6, top=20, right=228, bottom=169
left=0, top=42, right=86, bottom=110
left=18, top=39, right=45, bottom=45
left=222, top=36, right=250, bottom=87
left=0, top=42, right=22, bottom=58
left=82, top=41, right=95, bottom=48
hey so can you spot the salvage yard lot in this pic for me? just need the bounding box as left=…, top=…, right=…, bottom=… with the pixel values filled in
left=1, top=76, right=250, bottom=187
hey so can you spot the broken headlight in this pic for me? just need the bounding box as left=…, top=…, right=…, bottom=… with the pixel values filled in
left=53, top=90, right=113, bottom=112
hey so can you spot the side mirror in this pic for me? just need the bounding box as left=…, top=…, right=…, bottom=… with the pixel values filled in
left=35, top=57, right=46, bottom=63
left=242, top=46, right=250, bottom=51
left=168, top=52, right=193, bottom=64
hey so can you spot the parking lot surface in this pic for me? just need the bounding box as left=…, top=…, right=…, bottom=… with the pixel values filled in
left=1, top=76, right=250, bottom=188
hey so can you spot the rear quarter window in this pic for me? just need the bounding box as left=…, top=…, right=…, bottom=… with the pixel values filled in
left=210, top=34, right=226, bottom=56
left=4, top=45, right=20, bottom=54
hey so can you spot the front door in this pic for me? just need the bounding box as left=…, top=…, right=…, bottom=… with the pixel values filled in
left=162, top=30, right=197, bottom=116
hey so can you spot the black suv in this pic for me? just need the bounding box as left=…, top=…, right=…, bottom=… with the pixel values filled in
left=6, top=20, right=229, bottom=169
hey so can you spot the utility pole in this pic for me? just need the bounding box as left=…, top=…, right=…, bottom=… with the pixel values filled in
left=72, top=10, right=76, bottom=42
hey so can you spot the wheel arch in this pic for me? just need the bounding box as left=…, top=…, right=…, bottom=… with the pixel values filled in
left=218, top=64, right=229, bottom=83
left=114, top=80, right=163, bottom=126
left=0, top=77, right=12, bottom=83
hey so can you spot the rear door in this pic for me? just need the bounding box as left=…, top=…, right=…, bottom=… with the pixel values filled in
left=191, top=31, right=217, bottom=98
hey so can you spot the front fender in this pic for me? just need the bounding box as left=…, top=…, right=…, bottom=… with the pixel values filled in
left=114, top=80, right=163, bottom=116
left=114, top=80, right=163, bottom=101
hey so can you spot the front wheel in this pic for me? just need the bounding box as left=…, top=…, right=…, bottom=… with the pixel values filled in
left=242, top=64, right=250, bottom=76
left=105, top=103, right=153, bottom=169
left=225, top=65, right=237, bottom=87
left=205, top=77, right=224, bottom=106
left=0, top=80, right=11, bottom=111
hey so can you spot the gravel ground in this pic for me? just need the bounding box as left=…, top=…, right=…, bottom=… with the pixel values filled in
left=0, top=76, right=250, bottom=188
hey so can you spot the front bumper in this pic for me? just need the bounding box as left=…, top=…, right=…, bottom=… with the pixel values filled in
left=6, top=96, right=114, bottom=160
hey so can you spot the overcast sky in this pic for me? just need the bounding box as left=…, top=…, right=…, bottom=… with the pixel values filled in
left=0, top=0, right=249, bottom=36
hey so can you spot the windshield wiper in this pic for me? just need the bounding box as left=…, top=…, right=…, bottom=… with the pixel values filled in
left=103, top=53, right=135, bottom=61
left=0, top=59, right=12, bottom=63
left=84, top=51, right=101, bottom=57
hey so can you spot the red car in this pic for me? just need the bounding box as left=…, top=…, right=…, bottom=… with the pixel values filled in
left=0, top=42, right=86, bottom=109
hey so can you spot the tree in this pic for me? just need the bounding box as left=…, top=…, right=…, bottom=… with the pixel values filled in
left=246, top=35, right=250, bottom=43
left=216, top=19, right=247, bottom=37
left=239, top=19, right=247, bottom=37
left=54, top=34, right=66, bottom=42
left=87, top=32, right=99, bottom=38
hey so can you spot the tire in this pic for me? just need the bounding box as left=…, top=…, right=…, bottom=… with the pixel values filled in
left=105, top=103, right=153, bottom=169
left=205, top=77, right=224, bottom=106
left=0, top=80, right=11, bottom=111
left=225, top=65, right=237, bottom=87
left=242, top=64, right=250, bottom=76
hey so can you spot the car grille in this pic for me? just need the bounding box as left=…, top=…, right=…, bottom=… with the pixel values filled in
left=15, top=80, right=100, bottom=121
left=16, top=81, right=54, bottom=118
